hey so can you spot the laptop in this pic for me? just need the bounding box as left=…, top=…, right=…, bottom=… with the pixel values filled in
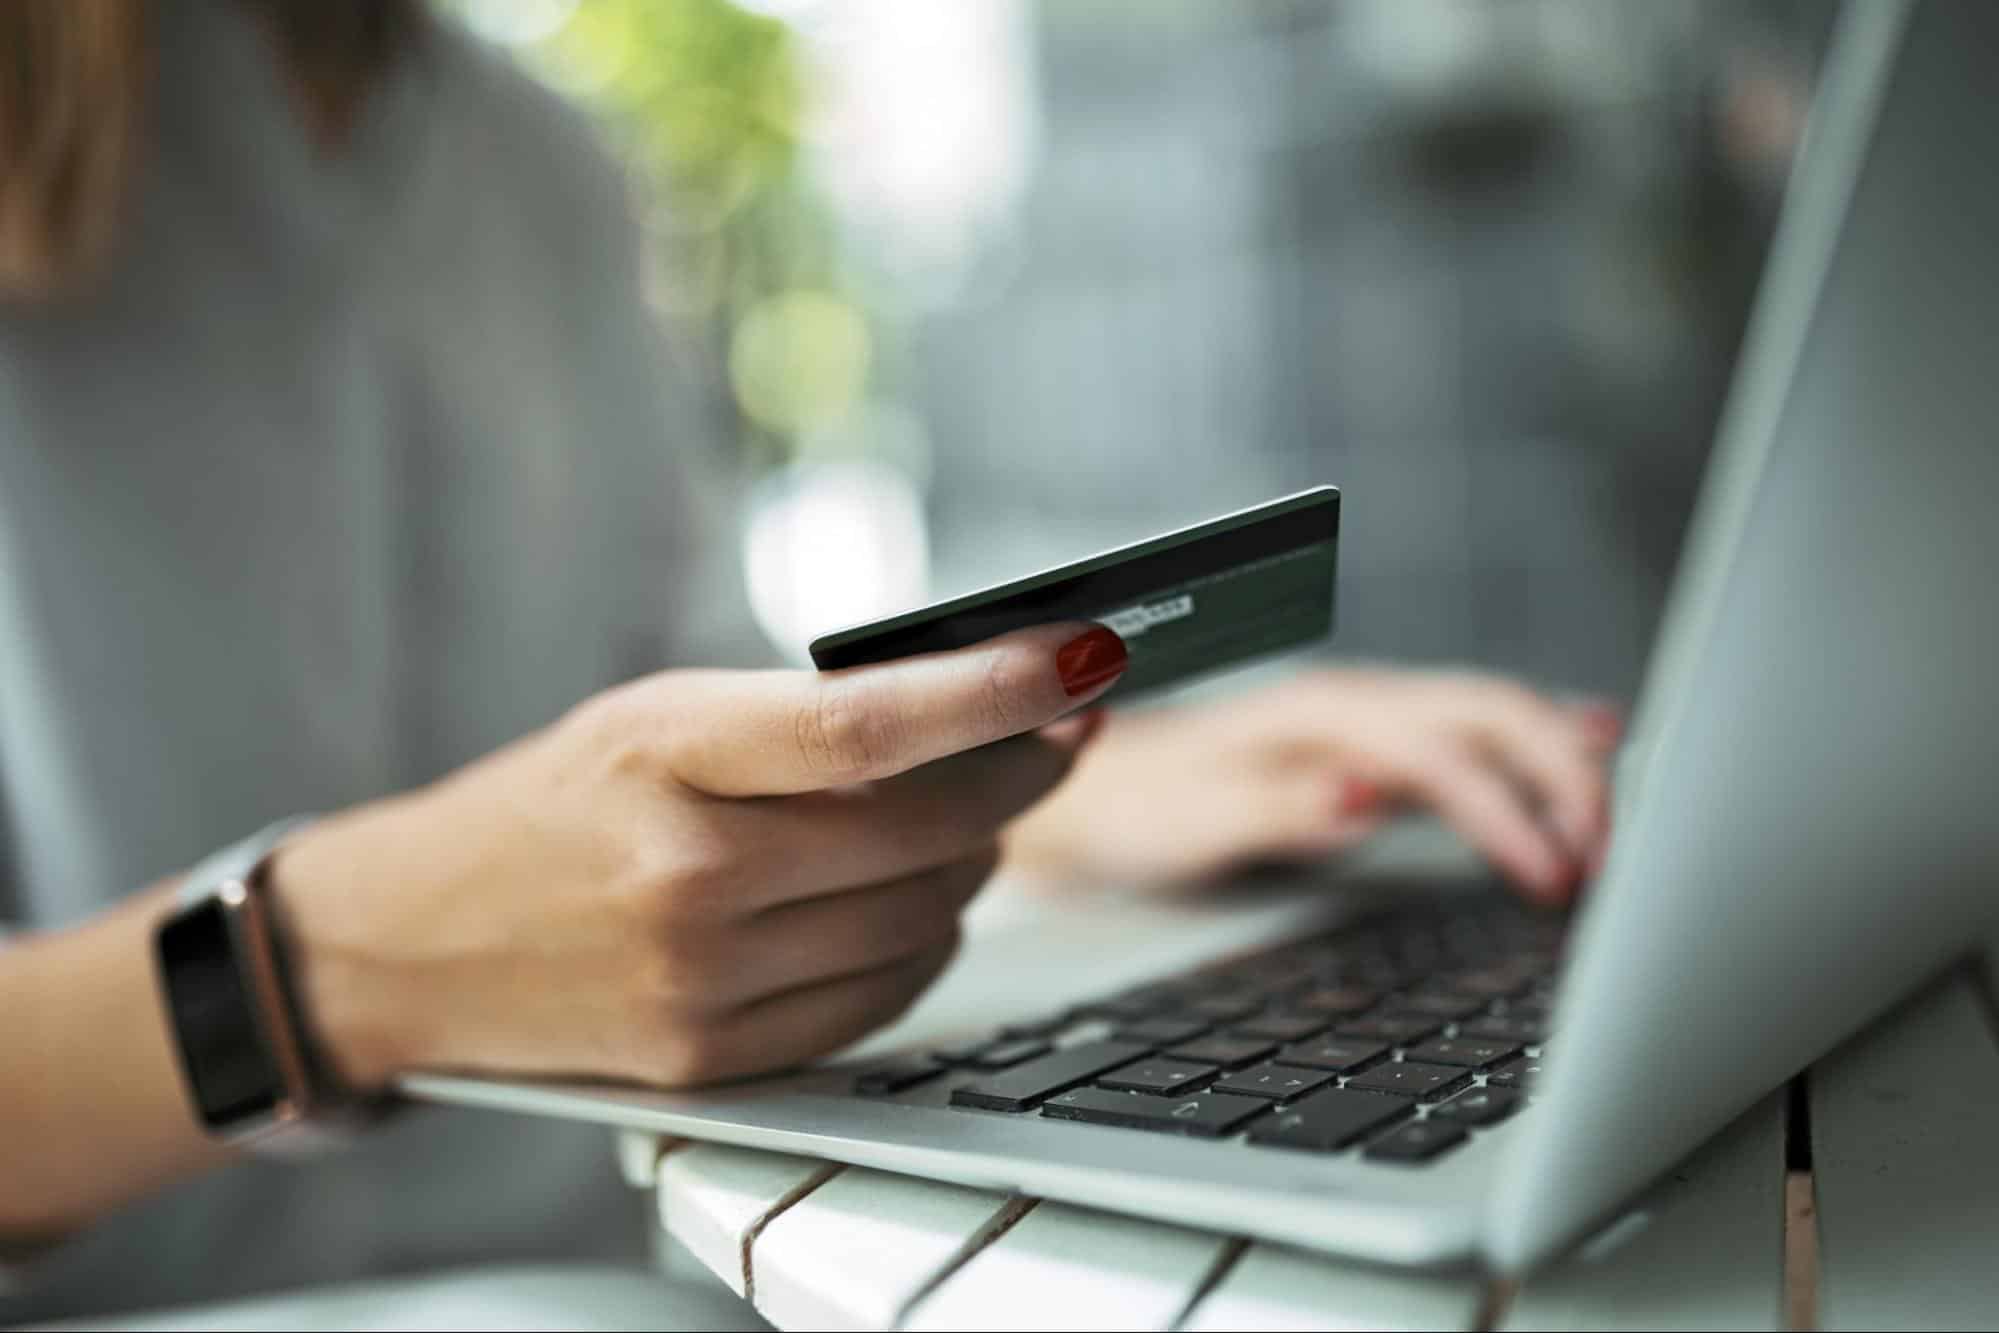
left=406, top=0, right=1999, bottom=1273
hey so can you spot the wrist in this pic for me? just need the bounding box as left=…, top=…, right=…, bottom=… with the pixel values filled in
left=267, top=800, right=430, bottom=1094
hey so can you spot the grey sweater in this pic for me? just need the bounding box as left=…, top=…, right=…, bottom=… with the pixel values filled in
left=0, top=2, right=708, bottom=1318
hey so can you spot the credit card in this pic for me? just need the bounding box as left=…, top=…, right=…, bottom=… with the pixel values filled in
left=809, top=486, right=1340, bottom=700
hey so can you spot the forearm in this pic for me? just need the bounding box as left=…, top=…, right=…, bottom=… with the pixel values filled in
left=0, top=881, right=232, bottom=1242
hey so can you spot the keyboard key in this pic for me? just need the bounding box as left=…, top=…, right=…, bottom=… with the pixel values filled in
left=1213, top=1063, right=1336, bottom=1101
left=1238, top=960, right=1323, bottom=993
left=1166, top=1035, right=1277, bottom=1069
left=1365, top=1119, right=1469, bottom=1163
left=1445, top=968, right=1534, bottom=999
left=1456, top=1015, right=1546, bottom=1046
left=1179, top=993, right=1265, bottom=1023
left=1440, top=925, right=1507, bottom=958
left=1041, top=1086, right=1269, bottom=1138
left=1274, top=1038, right=1389, bottom=1073
left=1501, top=998, right=1553, bottom=1024
left=853, top=1057, right=944, bottom=1095
left=1430, top=1087, right=1522, bottom=1126
left=1484, top=1057, right=1544, bottom=1093
left=1390, top=991, right=1489, bottom=1021
left=1403, top=1038, right=1521, bottom=1070
left=1390, top=944, right=1447, bottom=974
left=1291, top=985, right=1379, bottom=1016
left=1169, top=969, right=1244, bottom=996
left=935, top=1038, right=1051, bottom=1069
left=1349, top=961, right=1418, bottom=990
left=1246, top=1088, right=1411, bottom=1151
left=1205, top=956, right=1315, bottom=991
left=1232, top=1011, right=1329, bottom=1043
left=998, top=1014, right=1071, bottom=1039
left=1335, top=1013, right=1445, bottom=1044
left=951, top=1041, right=1150, bottom=1112
left=1344, top=1060, right=1472, bottom=1101
left=1113, top=1017, right=1211, bottom=1047
left=934, top=1040, right=996, bottom=1066
left=1098, top=1058, right=1217, bottom=1095
left=1070, top=992, right=1168, bottom=1023
left=965, top=1039, right=1054, bottom=1070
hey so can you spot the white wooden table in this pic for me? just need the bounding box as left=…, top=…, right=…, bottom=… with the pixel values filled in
left=613, top=837, right=1999, bottom=1331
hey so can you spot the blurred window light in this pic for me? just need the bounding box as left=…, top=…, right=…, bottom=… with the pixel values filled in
left=796, top=0, right=1037, bottom=297
left=467, top=0, right=933, bottom=652
left=743, top=458, right=929, bottom=661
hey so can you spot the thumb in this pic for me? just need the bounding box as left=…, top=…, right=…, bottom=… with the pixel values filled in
left=657, top=622, right=1127, bottom=796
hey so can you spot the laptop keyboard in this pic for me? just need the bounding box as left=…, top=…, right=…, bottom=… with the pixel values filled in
left=851, top=898, right=1561, bottom=1166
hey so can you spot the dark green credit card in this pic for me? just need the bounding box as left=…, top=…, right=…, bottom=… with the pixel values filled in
left=809, top=486, right=1340, bottom=700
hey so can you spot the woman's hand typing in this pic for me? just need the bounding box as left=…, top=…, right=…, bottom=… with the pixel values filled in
left=1005, top=667, right=1618, bottom=903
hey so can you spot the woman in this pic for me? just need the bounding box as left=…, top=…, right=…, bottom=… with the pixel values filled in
left=0, top=2, right=1612, bottom=1324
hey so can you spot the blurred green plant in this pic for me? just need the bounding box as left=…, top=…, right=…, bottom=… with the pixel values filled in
left=464, top=0, right=876, bottom=470
left=540, top=0, right=801, bottom=234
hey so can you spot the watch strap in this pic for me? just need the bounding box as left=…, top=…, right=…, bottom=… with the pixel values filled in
left=170, top=817, right=394, bottom=1152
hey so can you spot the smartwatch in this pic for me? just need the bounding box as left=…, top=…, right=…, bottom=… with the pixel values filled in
left=153, top=819, right=378, bottom=1150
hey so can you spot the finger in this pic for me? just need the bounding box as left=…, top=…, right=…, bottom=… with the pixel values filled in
left=1562, top=697, right=1626, bottom=753
left=1457, top=687, right=1610, bottom=865
left=1327, top=774, right=1395, bottom=839
left=1335, top=774, right=1387, bottom=821
left=682, top=937, right=960, bottom=1085
left=1215, top=770, right=1369, bottom=869
left=721, top=733, right=1078, bottom=909
left=1160, top=765, right=1371, bottom=883
left=654, top=622, right=1127, bottom=797
left=718, top=852, right=995, bottom=1003
left=1037, top=706, right=1106, bottom=752
left=1382, top=739, right=1577, bottom=902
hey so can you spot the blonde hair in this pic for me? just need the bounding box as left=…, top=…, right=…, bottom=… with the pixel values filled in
left=0, top=0, right=417, bottom=299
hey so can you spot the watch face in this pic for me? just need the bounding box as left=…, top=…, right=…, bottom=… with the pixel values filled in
left=158, top=897, right=282, bottom=1128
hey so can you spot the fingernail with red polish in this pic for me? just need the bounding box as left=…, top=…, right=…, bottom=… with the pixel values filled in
left=1526, top=852, right=1573, bottom=903
left=1336, top=776, right=1382, bottom=818
left=1553, top=857, right=1588, bottom=900
left=1557, top=813, right=1598, bottom=863
left=1579, top=702, right=1625, bottom=744
left=1056, top=626, right=1128, bottom=697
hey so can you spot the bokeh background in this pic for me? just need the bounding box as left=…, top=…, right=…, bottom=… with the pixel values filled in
left=445, top=0, right=1830, bottom=700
